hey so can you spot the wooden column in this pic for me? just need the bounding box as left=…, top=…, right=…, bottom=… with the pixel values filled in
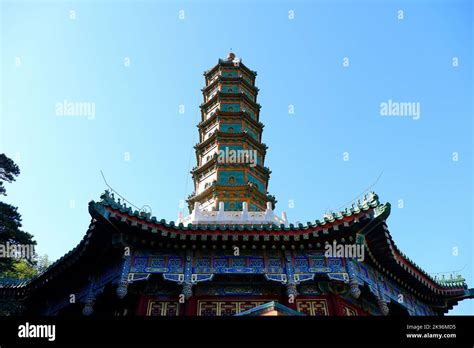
left=184, top=296, right=197, bottom=316
left=329, top=294, right=344, bottom=316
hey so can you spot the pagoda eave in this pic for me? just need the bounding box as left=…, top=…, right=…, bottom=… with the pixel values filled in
left=197, top=111, right=264, bottom=131
left=194, top=131, right=268, bottom=155
left=204, top=59, right=257, bottom=80
left=190, top=159, right=271, bottom=181
left=200, top=92, right=261, bottom=111
left=202, top=76, right=259, bottom=94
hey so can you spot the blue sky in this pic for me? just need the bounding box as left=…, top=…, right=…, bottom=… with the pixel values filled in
left=1, top=0, right=472, bottom=314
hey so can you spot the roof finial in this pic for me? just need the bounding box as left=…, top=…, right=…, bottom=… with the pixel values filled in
left=227, top=50, right=235, bottom=61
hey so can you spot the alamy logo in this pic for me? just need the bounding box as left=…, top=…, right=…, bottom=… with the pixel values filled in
left=55, top=99, right=96, bottom=120
left=380, top=99, right=421, bottom=120
left=0, top=242, right=36, bottom=260
left=217, top=148, right=257, bottom=167
left=324, top=241, right=364, bottom=261
left=18, top=322, right=56, bottom=341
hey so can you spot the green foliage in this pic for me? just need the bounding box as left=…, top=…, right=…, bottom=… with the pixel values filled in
left=0, top=153, right=36, bottom=278
left=0, top=154, right=20, bottom=196
left=0, top=202, right=35, bottom=244
left=2, top=254, right=51, bottom=279
left=0, top=154, right=43, bottom=315
left=3, top=259, right=37, bottom=279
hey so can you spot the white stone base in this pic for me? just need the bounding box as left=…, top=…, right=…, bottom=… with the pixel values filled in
left=177, top=201, right=288, bottom=226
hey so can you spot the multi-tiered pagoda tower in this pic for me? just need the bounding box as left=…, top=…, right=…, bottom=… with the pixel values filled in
left=188, top=52, right=274, bottom=213
left=182, top=52, right=283, bottom=226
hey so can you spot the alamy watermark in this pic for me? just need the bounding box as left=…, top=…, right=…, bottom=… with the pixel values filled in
left=217, top=147, right=257, bottom=167
left=380, top=99, right=421, bottom=120
left=18, top=322, right=55, bottom=341
left=0, top=242, right=36, bottom=260
left=324, top=241, right=364, bottom=261
left=55, top=100, right=95, bottom=120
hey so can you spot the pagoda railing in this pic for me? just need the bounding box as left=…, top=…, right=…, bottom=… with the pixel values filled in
left=178, top=201, right=287, bottom=226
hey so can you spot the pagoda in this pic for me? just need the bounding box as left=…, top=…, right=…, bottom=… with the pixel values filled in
left=1, top=53, right=473, bottom=317
left=180, top=52, right=284, bottom=226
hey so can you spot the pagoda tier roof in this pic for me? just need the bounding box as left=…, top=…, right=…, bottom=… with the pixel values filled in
left=197, top=111, right=264, bottom=132
left=186, top=182, right=272, bottom=209
left=200, top=92, right=261, bottom=111
left=194, top=131, right=268, bottom=155
left=204, top=59, right=257, bottom=79
left=202, top=75, right=259, bottom=94
left=190, top=156, right=271, bottom=181
left=2, top=190, right=473, bottom=312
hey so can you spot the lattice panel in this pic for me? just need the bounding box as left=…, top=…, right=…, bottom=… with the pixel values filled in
left=147, top=301, right=180, bottom=316
left=296, top=299, right=329, bottom=316
left=220, top=302, right=238, bottom=316
left=166, top=302, right=179, bottom=316
left=198, top=301, right=266, bottom=316
left=239, top=301, right=265, bottom=313
left=199, top=301, right=218, bottom=316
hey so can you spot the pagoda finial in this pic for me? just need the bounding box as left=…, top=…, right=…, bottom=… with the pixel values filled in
left=227, top=51, right=235, bottom=61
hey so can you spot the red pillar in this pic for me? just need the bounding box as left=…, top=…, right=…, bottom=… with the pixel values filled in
left=135, top=295, right=149, bottom=316
left=184, top=297, right=197, bottom=316
left=329, top=294, right=344, bottom=316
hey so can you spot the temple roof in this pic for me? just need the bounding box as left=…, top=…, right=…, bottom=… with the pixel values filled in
left=1, top=190, right=472, bottom=313
left=95, top=189, right=381, bottom=232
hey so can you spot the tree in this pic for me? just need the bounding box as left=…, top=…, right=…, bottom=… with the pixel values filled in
left=2, top=254, right=51, bottom=279
left=34, top=254, right=51, bottom=274
left=3, top=260, right=37, bottom=279
left=0, top=154, right=19, bottom=196
left=0, top=153, right=36, bottom=276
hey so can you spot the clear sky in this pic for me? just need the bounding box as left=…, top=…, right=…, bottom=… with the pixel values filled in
left=1, top=0, right=472, bottom=314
